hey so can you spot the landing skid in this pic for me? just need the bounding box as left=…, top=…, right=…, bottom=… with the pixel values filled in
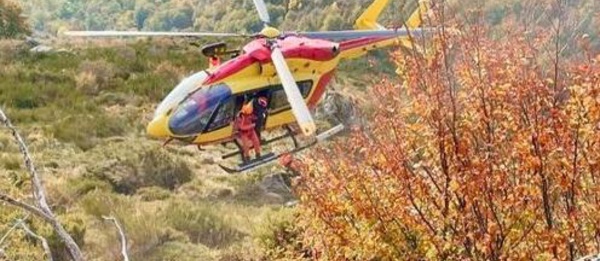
left=219, top=124, right=344, bottom=174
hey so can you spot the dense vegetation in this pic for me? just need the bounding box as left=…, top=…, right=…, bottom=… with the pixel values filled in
left=16, top=0, right=600, bottom=49
left=20, top=0, right=428, bottom=33
left=0, top=0, right=30, bottom=38
left=1, top=0, right=599, bottom=260
left=0, top=39, right=313, bottom=260
left=287, top=2, right=600, bottom=261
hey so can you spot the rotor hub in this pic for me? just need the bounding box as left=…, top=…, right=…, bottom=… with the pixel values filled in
left=260, top=26, right=281, bottom=39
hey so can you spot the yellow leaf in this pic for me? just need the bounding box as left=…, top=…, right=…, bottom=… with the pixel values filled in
left=450, top=179, right=460, bottom=192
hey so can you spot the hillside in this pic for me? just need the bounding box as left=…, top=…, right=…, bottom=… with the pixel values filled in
left=2, top=0, right=600, bottom=260
left=0, top=1, right=395, bottom=259
left=0, top=34, right=379, bottom=259
left=20, top=0, right=420, bottom=34
left=17, top=0, right=600, bottom=47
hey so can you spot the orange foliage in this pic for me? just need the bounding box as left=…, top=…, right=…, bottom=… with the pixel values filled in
left=291, top=16, right=600, bottom=261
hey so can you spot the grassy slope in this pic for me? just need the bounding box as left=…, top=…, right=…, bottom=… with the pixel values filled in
left=0, top=38, right=384, bottom=260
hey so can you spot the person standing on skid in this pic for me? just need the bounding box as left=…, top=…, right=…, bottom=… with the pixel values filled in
left=235, top=102, right=261, bottom=162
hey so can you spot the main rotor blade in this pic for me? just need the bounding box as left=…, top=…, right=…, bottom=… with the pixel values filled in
left=296, top=27, right=434, bottom=40
left=63, top=31, right=244, bottom=38
left=252, top=0, right=271, bottom=25
left=270, top=47, right=316, bottom=136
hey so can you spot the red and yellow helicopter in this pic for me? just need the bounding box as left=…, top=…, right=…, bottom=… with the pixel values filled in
left=65, top=0, right=432, bottom=172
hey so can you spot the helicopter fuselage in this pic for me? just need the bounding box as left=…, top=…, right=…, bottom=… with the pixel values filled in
left=146, top=34, right=399, bottom=146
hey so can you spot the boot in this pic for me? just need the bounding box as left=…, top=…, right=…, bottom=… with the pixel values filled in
left=241, top=154, right=250, bottom=164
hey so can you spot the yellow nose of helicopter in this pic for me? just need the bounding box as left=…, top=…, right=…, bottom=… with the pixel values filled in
left=146, top=114, right=170, bottom=138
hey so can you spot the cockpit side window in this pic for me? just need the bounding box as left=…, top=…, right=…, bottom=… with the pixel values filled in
left=206, top=97, right=236, bottom=132
left=168, top=83, right=232, bottom=136
left=154, top=71, right=208, bottom=118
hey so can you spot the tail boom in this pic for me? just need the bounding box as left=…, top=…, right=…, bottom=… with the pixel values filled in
left=340, top=0, right=431, bottom=60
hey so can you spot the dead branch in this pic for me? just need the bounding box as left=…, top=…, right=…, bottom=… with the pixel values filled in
left=0, top=108, right=84, bottom=261
left=0, top=193, right=53, bottom=224
left=0, top=214, right=30, bottom=248
left=19, top=222, right=53, bottom=261
left=102, top=216, right=129, bottom=261
left=576, top=254, right=599, bottom=261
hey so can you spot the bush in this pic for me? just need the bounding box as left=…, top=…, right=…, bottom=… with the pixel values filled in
left=50, top=113, right=128, bottom=151
left=31, top=213, right=87, bottom=261
left=137, top=186, right=171, bottom=201
left=294, top=20, right=600, bottom=261
left=87, top=147, right=192, bottom=194
left=67, top=177, right=112, bottom=197
left=139, top=149, right=193, bottom=191
left=76, top=60, right=117, bottom=95
left=164, top=201, right=244, bottom=248
left=256, top=210, right=310, bottom=260
left=1, top=153, right=21, bottom=170
left=79, top=191, right=186, bottom=260
left=0, top=0, right=30, bottom=38
left=144, top=241, right=217, bottom=261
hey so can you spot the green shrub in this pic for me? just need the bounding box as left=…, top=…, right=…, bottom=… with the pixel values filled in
left=80, top=191, right=131, bottom=218
left=138, top=149, right=193, bottom=191
left=0, top=136, right=11, bottom=154
left=50, top=113, right=128, bottom=150
left=79, top=191, right=182, bottom=260
left=76, top=60, right=117, bottom=95
left=121, top=73, right=178, bottom=102
left=0, top=0, right=30, bottom=38
left=67, top=177, right=112, bottom=197
left=144, top=241, right=217, bottom=261
left=87, top=147, right=192, bottom=194
left=1, top=154, right=21, bottom=170
left=137, top=186, right=171, bottom=201
left=94, top=92, right=130, bottom=107
left=32, top=213, right=86, bottom=261
left=256, top=210, right=307, bottom=260
left=164, top=201, right=244, bottom=248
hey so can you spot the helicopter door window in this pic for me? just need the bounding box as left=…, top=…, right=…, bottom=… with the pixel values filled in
left=269, top=80, right=313, bottom=113
left=205, top=97, right=236, bottom=132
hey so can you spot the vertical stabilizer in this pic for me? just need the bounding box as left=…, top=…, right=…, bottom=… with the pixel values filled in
left=355, top=0, right=430, bottom=30
left=355, top=0, right=390, bottom=30
left=341, top=0, right=433, bottom=60
left=405, top=0, right=430, bottom=28
left=398, top=0, right=431, bottom=50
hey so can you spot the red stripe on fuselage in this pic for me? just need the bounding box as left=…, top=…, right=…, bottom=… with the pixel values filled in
left=308, top=70, right=335, bottom=109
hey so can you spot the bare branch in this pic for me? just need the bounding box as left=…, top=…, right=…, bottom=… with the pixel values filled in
left=102, top=216, right=129, bottom=261
left=0, top=193, right=54, bottom=224
left=19, top=223, right=53, bottom=261
left=576, top=253, right=599, bottom=261
left=0, top=214, right=30, bottom=248
left=0, top=108, right=84, bottom=261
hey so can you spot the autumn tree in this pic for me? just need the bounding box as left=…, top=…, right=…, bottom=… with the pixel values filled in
left=0, top=0, right=29, bottom=38
left=290, top=3, right=600, bottom=261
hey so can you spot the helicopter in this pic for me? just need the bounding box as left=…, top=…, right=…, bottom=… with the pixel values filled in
left=65, top=0, right=433, bottom=173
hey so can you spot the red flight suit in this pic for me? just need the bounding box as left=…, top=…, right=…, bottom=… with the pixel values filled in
left=235, top=112, right=261, bottom=160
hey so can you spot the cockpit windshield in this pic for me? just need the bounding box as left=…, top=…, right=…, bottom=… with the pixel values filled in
left=168, top=84, right=232, bottom=136
left=154, top=71, right=208, bottom=118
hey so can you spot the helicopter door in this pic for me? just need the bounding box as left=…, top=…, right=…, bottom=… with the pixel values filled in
left=230, top=80, right=312, bottom=130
